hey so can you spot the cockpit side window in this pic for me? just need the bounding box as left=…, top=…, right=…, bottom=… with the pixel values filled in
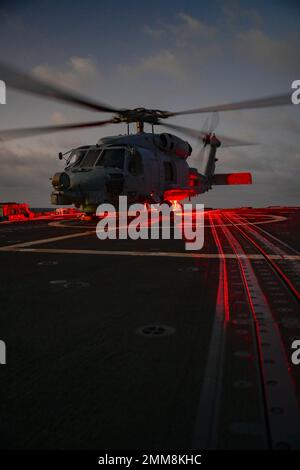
left=96, top=148, right=125, bottom=169
left=80, top=149, right=101, bottom=167
left=128, top=150, right=143, bottom=175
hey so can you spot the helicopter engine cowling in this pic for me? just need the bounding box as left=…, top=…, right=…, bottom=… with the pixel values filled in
left=155, top=133, right=192, bottom=159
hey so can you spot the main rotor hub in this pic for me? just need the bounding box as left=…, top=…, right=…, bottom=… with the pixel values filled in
left=117, top=107, right=171, bottom=124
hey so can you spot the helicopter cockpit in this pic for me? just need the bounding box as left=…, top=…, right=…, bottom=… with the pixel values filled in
left=64, top=146, right=137, bottom=171
left=96, top=147, right=125, bottom=170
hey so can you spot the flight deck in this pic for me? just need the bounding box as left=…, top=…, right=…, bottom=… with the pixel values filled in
left=0, top=207, right=299, bottom=449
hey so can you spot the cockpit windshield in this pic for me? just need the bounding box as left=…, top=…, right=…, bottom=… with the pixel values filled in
left=66, top=148, right=88, bottom=168
left=96, top=148, right=125, bottom=170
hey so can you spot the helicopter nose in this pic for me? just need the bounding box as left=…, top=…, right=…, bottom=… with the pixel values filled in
left=52, top=172, right=71, bottom=190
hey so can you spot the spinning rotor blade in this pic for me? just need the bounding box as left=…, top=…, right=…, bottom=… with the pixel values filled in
left=161, top=121, right=205, bottom=139
left=168, top=93, right=292, bottom=117
left=0, top=62, right=118, bottom=113
left=161, top=121, right=255, bottom=147
left=195, top=111, right=218, bottom=135
left=210, top=111, right=219, bottom=133
left=190, top=116, right=210, bottom=167
left=0, top=119, right=116, bottom=141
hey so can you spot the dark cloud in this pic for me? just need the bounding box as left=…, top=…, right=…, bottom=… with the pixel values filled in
left=0, top=143, right=61, bottom=205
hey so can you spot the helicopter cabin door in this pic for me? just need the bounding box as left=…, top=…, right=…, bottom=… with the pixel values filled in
left=150, top=154, right=160, bottom=195
left=143, top=150, right=160, bottom=198
left=125, top=148, right=145, bottom=203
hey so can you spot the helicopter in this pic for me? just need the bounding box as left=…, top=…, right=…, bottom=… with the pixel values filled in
left=0, top=63, right=293, bottom=214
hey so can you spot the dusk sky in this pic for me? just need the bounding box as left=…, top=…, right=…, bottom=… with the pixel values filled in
left=0, top=0, right=299, bottom=207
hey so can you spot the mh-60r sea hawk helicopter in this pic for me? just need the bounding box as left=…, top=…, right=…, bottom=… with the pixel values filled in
left=0, top=63, right=292, bottom=214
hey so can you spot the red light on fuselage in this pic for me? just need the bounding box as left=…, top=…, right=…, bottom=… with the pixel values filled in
left=163, top=189, right=191, bottom=202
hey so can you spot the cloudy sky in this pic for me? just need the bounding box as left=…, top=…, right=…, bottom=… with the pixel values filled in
left=0, top=0, right=299, bottom=207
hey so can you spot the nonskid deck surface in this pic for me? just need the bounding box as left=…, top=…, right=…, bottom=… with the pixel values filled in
left=0, top=207, right=299, bottom=449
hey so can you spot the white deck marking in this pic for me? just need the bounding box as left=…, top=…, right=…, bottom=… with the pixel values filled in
left=1, top=246, right=300, bottom=260
left=0, top=230, right=94, bottom=251
left=48, top=212, right=287, bottom=230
